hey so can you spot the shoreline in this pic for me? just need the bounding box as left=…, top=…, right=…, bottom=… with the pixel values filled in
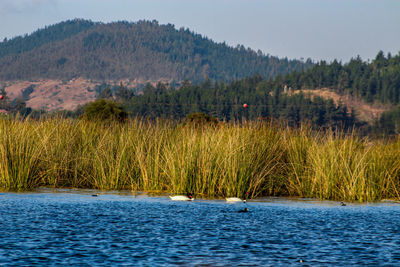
left=2, top=187, right=400, bottom=204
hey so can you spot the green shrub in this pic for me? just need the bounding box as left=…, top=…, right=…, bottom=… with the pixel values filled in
left=83, top=99, right=127, bottom=122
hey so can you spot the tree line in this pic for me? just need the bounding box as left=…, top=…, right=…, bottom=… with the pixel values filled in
left=100, top=76, right=357, bottom=130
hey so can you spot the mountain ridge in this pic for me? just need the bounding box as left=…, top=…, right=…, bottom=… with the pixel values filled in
left=0, top=19, right=311, bottom=110
left=0, top=19, right=311, bottom=82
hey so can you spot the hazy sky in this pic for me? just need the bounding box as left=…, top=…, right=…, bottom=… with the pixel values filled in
left=0, top=0, right=399, bottom=62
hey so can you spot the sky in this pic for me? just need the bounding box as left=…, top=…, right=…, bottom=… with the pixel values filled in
left=0, top=0, right=399, bottom=62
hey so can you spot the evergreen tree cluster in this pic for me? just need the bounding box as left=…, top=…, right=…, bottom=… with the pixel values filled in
left=0, top=19, right=311, bottom=82
left=278, top=51, right=400, bottom=105
left=127, top=75, right=357, bottom=130
left=374, top=106, right=400, bottom=136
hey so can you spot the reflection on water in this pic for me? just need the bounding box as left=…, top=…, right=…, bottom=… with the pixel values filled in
left=1, top=189, right=400, bottom=265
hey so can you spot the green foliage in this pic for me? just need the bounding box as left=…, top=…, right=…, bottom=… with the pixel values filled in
left=10, top=98, right=32, bottom=116
left=276, top=51, right=400, bottom=106
left=128, top=75, right=358, bottom=130
left=83, top=99, right=128, bottom=122
left=0, top=20, right=311, bottom=81
left=374, top=105, right=400, bottom=136
left=115, top=83, right=135, bottom=102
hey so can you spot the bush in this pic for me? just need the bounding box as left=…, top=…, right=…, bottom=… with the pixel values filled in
left=83, top=99, right=128, bottom=122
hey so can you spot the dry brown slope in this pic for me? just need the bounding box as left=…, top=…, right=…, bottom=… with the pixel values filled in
left=291, top=88, right=390, bottom=123
left=2, top=78, right=98, bottom=110
left=1, top=78, right=150, bottom=110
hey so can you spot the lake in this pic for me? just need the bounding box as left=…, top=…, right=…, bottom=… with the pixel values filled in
left=1, top=189, right=400, bottom=266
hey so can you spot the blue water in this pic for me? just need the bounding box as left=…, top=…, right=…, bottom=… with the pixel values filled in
left=1, top=190, right=400, bottom=266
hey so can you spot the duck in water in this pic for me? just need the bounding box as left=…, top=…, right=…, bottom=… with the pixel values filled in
left=238, top=207, right=249, bottom=213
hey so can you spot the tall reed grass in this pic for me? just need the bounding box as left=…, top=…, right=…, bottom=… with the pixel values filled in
left=0, top=116, right=399, bottom=201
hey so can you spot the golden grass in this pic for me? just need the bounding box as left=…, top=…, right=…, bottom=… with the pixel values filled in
left=0, top=117, right=399, bottom=201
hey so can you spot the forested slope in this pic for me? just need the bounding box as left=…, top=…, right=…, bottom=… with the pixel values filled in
left=0, top=19, right=97, bottom=58
left=0, top=19, right=311, bottom=82
left=276, top=51, right=400, bottom=105
left=265, top=51, right=400, bottom=134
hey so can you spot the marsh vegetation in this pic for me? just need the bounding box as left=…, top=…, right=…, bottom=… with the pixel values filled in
left=0, top=117, right=399, bottom=202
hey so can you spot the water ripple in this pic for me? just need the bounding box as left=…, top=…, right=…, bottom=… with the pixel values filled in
left=1, top=192, right=400, bottom=265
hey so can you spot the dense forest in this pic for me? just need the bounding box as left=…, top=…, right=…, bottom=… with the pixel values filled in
left=0, top=19, right=311, bottom=82
left=98, top=50, right=400, bottom=133
left=101, top=76, right=357, bottom=130
left=277, top=51, right=400, bottom=105
left=263, top=51, right=400, bottom=134
left=375, top=106, right=400, bottom=135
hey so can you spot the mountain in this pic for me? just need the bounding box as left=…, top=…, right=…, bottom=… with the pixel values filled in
left=0, top=19, right=96, bottom=59
left=0, top=19, right=311, bottom=82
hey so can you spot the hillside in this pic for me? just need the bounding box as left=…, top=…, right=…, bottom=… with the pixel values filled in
left=0, top=19, right=310, bottom=82
left=1, top=78, right=148, bottom=110
left=290, top=88, right=390, bottom=123
left=277, top=51, right=400, bottom=106
left=268, top=51, right=400, bottom=132
left=0, top=19, right=96, bottom=58
left=0, top=19, right=313, bottom=110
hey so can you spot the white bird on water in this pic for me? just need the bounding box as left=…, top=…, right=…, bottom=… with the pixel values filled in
left=169, top=193, right=194, bottom=201
left=226, top=192, right=249, bottom=203
left=226, top=197, right=246, bottom=203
